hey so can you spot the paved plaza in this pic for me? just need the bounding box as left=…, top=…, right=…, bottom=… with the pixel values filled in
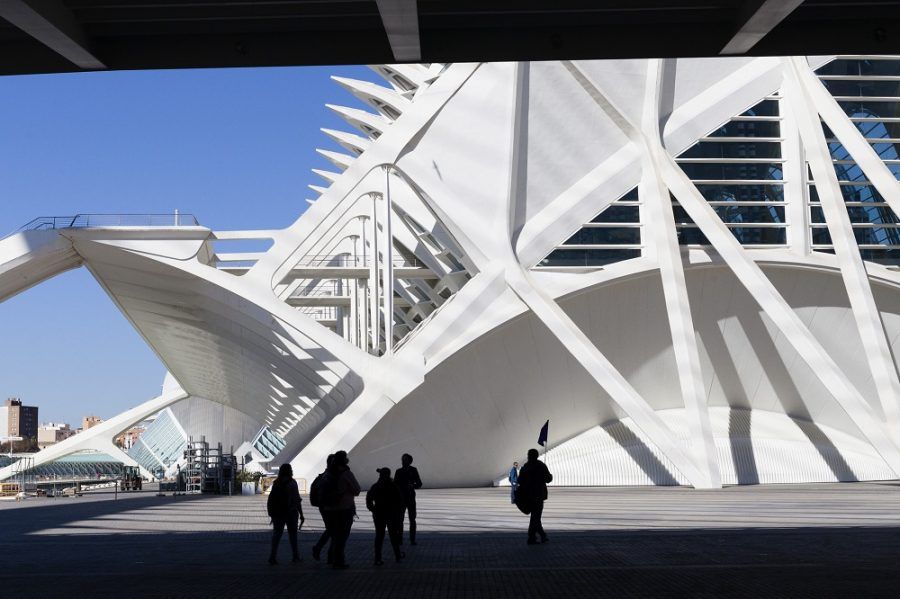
left=2, top=483, right=900, bottom=597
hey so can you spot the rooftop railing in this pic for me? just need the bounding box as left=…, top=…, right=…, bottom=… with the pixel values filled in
left=17, top=213, right=200, bottom=232
left=296, top=254, right=423, bottom=268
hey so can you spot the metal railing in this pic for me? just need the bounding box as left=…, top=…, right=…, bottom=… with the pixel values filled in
left=17, top=213, right=200, bottom=232
left=296, top=254, right=423, bottom=268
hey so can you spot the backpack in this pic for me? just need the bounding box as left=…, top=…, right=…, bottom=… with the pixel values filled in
left=266, top=479, right=290, bottom=519
left=309, top=472, right=325, bottom=507
left=310, top=470, right=341, bottom=508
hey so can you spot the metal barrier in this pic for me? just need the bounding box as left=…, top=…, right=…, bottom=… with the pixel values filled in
left=15, top=213, right=200, bottom=233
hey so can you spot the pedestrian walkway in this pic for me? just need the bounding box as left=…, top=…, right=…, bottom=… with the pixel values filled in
left=2, top=483, right=900, bottom=597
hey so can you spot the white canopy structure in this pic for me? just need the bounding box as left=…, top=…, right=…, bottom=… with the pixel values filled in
left=5, top=56, right=900, bottom=488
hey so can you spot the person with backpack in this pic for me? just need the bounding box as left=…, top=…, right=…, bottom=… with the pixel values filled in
left=267, top=463, right=305, bottom=565
left=366, top=467, right=405, bottom=566
left=309, top=454, right=334, bottom=563
left=394, top=453, right=423, bottom=545
left=318, top=450, right=360, bottom=569
left=515, top=448, right=553, bottom=545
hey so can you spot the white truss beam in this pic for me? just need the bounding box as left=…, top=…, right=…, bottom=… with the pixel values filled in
left=784, top=56, right=900, bottom=433
left=660, top=132, right=900, bottom=477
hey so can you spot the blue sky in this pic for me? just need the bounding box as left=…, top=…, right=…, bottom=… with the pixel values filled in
left=0, top=64, right=379, bottom=425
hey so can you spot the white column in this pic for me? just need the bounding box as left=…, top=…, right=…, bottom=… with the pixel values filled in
left=779, top=93, right=810, bottom=257
left=369, top=194, right=380, bottom=354
left=382, top=166, right=395, bottom=356
left=359, top=216, right=370, bottom=352
left=348, top=235, right=359, bottom=348
left=640, top=59, right=721, bottom=488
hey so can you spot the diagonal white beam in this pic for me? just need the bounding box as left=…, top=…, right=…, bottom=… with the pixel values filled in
left=784, top=56, right=900, bottom=434
left=0, top=0, right=105, bottom=69
left=720, top=0, right=805, bottom=55
left=502, top=62, right=708, bottom=488
left=640, top=60, right=722, bottom=488
left=560, top=59, right=721, bottom=488
left=660, top=136, right=900, bottom=477
left=375, top=0, right=421, bottom=62
left=505, top=267, right=709, bottom=488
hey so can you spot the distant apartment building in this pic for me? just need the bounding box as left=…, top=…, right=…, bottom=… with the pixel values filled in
left=37, top=422, right=74, bottom=449
left=114, top=425, right=145, bottom=450
left=0, top=398, right=39, bottom=451
left=81, top=415, right=103, bottom=431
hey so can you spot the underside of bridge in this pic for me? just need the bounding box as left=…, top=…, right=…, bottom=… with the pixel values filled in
left=3, top=1, right=900, bottom=76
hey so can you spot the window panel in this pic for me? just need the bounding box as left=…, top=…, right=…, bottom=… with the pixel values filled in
left=591, top=205, right=640, bottom=223
left=540, top=249, right=641, bottom=267
left=679, top=163, right=783, bottom=180
left=708, top=120, right=780, bottom=138
left=821, top=79, right=900, bottom=98
left=694, top=184, right=784, bottom=202
left=563, top=227, right=641, bottom=245
left=679, top=141, right=782, bottom=159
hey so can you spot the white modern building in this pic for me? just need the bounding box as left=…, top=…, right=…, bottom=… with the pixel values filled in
left=5, top=55, right=900, bottom=488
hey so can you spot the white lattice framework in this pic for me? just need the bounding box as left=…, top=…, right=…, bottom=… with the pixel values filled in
left=5, top=57, right=900, bottom=487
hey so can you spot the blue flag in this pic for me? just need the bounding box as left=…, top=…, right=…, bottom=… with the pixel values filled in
left=538, top=420, right=549, bottom=447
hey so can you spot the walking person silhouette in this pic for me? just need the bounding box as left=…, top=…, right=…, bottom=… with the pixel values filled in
left=516, top=448, right=553, bottom=545
left=310, top=454, right=334, bottom=563
left=267, top=463, right=305, bottom=564
left=366, top=467, right=405, bottom=565
left=394, top=453, right=423, bottom=545
left=319, top=450, right=360, bottom=569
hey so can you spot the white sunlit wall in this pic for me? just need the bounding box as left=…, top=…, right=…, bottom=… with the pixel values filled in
left=9, top=56, right=900, bottom=489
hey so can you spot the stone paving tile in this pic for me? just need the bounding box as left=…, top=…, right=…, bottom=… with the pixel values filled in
left=2, top=483, right=900, bottom=597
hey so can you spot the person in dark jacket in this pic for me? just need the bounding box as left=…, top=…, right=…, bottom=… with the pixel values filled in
left=516, top=448, right=552, bottom=545
left=267, top=463, right=305, bottom=564
left=394, top=453, right=423, bottom=545
left=366, top=467, right=405, bottom=565
left=320, top=450, right=360, bottom=569
left=311, top=454, right=334, bottom=563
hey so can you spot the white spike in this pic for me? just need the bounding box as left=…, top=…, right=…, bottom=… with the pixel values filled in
left=306, top=199, right=316, bottom=206
left=326, top=104, right=388, bottom=138
left=309, top=184, right=328, bottom=195
left=312, top=168, right=340, bottom=183
left=316, top=148, right=354, bottom=169
left=371, top=64, right=434, bottom=90
left=331, top=76, right=410, bottom=120
left=321, top=128, right=372, bottom=155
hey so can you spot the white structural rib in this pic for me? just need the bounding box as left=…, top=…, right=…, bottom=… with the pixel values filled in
left=720, top=0, right=805, bottom=55
left=560, top=59, right=721, bottom=488
left=784, top=56, right=900, bottom=433
left=640, top=60, right=722, bottom=488
left=331, top=76, right=411, bottom=119
left=659, top=130, right=900, bottom=477
left=311, top=168, right=341, bottom=184
left=316, top=148, right=355, bottom=170
left=326, top=104, right=390, bottom=138
left=320, top=128, right=372, bottom=155
left=371, top=64, right=434, bottom=91
left=0, top=0, right=105, bottom=69
left=375, top=0, right=422, bottom=62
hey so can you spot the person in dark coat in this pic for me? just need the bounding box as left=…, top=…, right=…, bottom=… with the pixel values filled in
left=311, top=454, right=334, bottom=563
left=394, top=453, right=423, bottom=545
left=516, top=448, right=552, bottom=545
left=366, top=467, right=405, bottom=565
left=320, top=450, right=360, bottom=569
left=267, top=463, right=305, bottom=564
